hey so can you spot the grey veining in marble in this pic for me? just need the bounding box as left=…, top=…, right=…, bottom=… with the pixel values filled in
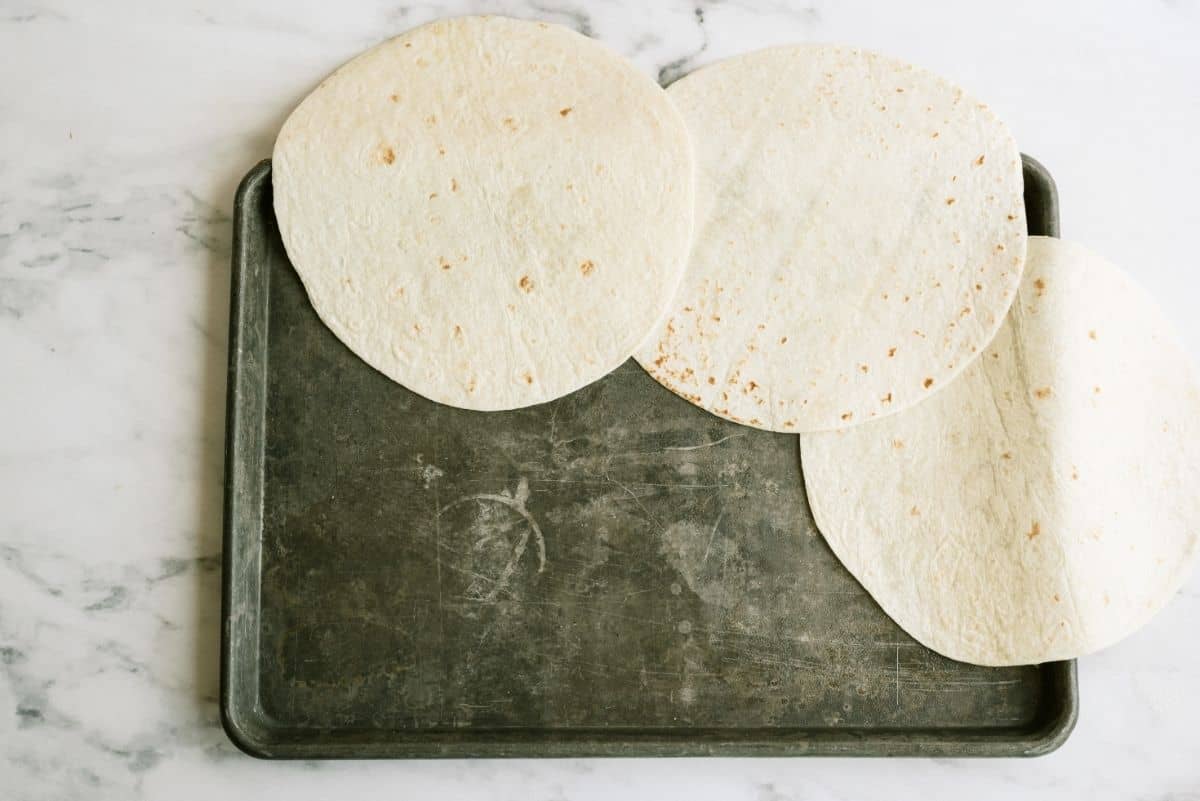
left=2, top=0, right=1199, bottom=798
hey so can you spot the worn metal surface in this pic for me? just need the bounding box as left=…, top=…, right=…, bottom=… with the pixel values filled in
left=221, top=155, right=1076, bottom=758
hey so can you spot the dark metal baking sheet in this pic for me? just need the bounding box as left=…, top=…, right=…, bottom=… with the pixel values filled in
left=221, top=155, right=1076, bottom=758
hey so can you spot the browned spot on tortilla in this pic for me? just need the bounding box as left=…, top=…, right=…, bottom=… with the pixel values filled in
left=437, top=146, right=446, bottom=156
left=1034, top=386, right=1052, bottom=399
left=1071, top=466, right=1079, bottom=480
left=559, top=107, right=572, bottom=117
left=429, top=192, right=438, bottom=199
left=379, top=147, right=395, bottom=165
left=466, top=378, right=476, bottom=393
left=859, top=364, right=869, bottom=374
left=783, top=421, right=795, bottom=429
left=913, top=330, right=926, bottom=338
left=412, top=323, right=421, bottom=334
left=404, top=42, right=412, bottom=48
left=425, top=114, right=437, bottom=126
left=439, top=257, right=451, bottom=270
left=502, top=117, right=517, bottom=131
left=931, top=131, right=940, bottom=138
left=1007, top=214, right=1017, bottom=221
left=975, top=282, right=983, bottom=291
left=960, top=306, right=972, bottom=317
left=892, top=439, right=904, bottom=449
left=653, top=356, right=666, bottom=367
left=1094, top=385, right=1101, bottom=394
left=748, top=381, right=759, bottom=391
left=518, top=275, right=533, bottom=292
left=887, top=347, right=897, bottom=358
left=523, top=372, right=534, bottom=385
left=711, top=315, right=721, bottom=322
left=580, top=260, right=595, bottom=276
left=1001, top=451, right=1013, bottom=460
left=974, top=154, right=985, bottom=166
left=910, top=506, right=920, bottom=517
left=390, top=93, right=400, bottom=102
left=995, top=244, right=1005, bottom=253
left=450, top=178, right=458, bottom=192
left=923, top=377, right=934, bottom=389
left=1088, top=330, right=1097, bottom=340
left=780, top=336, right=788, bottom=345
left=1053, top=593, right=1060, bottom=603
left=749, top=418, right=762, bottom=426
left=453, top=325, right=462, bottom=337
left=1034, top=278, right=1046, bottom=296
left=903, top=295, right=911, bottom=303
left=945, top=198, right=956, bottom=206
left=841, top=412, right=853, bottom=421
left=707, top=376, right=716, bottom=385
left=1026, top=522, right=1042, bottom=541
left=882, top=392, right=893, bottom=403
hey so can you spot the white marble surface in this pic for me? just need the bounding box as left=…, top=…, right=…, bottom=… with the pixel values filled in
left=2, top=0, right=1199, bottom=797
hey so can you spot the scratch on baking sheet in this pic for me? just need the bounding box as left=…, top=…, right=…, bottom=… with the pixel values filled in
left=439, top=478, right=546, bottom=603
left=527, top=478, right=727, bottom=489
left=665, top=432, right=746, bottom=452
left=547, top=401, right=561, bottom=445
left=702, top=509, right=725, bottom=563
left=433, top=477, right=444, bottom=641
left=894, top=645, right=900, bottom=708
left=602, top=460, right=663, bottom=529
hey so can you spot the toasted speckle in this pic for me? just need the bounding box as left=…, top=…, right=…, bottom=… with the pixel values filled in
left=439, top=257, right=451, bottom=270
left=892, top=439, right=904, bottom=449
left=502, top=116, right=517, bottom=131
left=379, top=146, right=396, bottom=165
left=707, top=376, right=716, bottom=385
left=559, top=107, right=573, bottom=117
left=1088, top=329, right=1097, bottom=340
left=882, top=392, right=893, bottom=404
left=859, top=364, right=869, bottom=374
left=451, top=178, right=459, bottom=192
left=1094, top=385, right=1101, bottom=394
left=887, top=347, right=897, bottom=358
left=1001, top=451, right=1013, bottom=460
left=974, top=154, right=985, bottom=166
left=519, top=275, right=534, bottom=292
left=1034, top=386, right=1052, bottom=399
left=945, top=197, right=956, bottom=206
left=1026, top=522, right=1042, bottom=541
left=780, top=336, right=788, bottom=345
left=390, top=93, right=400, bottom=103
left=910, top=506, right=920, bottom=517
left=923, top=377, right=934, bottom=389
left=1034, top=278, right=1046, bottom=296
left=580, top=259, right=595, bottom=276
left=841, top=412, right=853, bottom=421
left=523, top=372, right=534, bottom=385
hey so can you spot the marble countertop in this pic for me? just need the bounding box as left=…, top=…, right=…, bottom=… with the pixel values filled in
left=3, top=0, right=1199, bottom=798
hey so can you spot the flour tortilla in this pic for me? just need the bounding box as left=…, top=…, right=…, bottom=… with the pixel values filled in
left=273, top=16, right=694, bottom=410
left=801, top=237, right=1200, bottom=666
left=636, top=45, right=1026, bottom=432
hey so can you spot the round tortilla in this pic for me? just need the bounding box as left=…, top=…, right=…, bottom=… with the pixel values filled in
left=636, top=45, right=1026, bottom=432
left=273, top=16, right=694, bottom=411
left=801, top=237, right=1200, bottom=666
